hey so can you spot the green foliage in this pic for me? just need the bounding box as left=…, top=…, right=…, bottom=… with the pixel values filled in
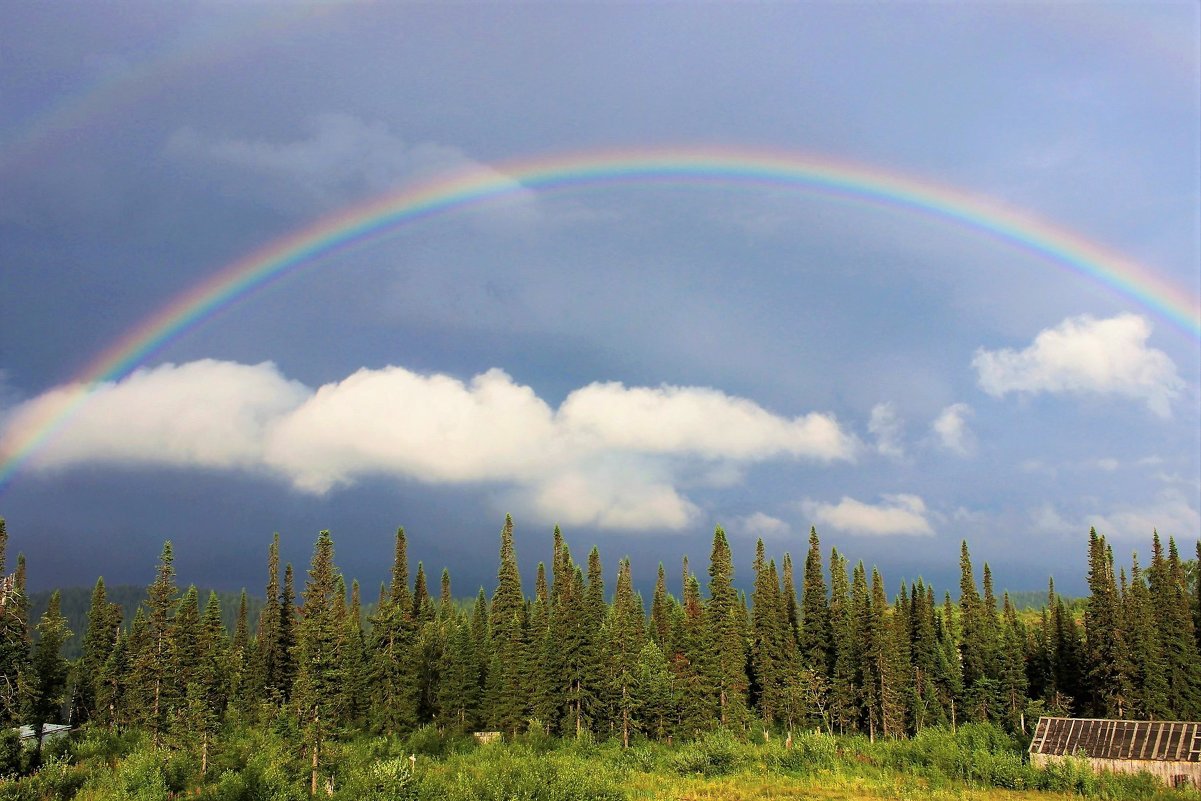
left=417, top=743, right=624, bottom=801
left=670, top=729, right=752, bottom=777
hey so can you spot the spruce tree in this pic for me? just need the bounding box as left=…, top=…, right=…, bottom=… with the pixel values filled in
left=170, top=586, right=202, bottom=702
left=1149, top=533, right=1201, bottom=718
left=1083, top=529, right=1131, bottom=717
left=799, top=528, right=831, bottom=677
left=368, top=527, right=419, bottom=734
left=650, top=563, right=673, bottom=650
left=604, top=558, right=642, bottom=745
left=828, top=549, right=856, bottom=734
left=26, top=592, right=71, bottom=764
left=252, top=533, right=283, bottom=701
left=144, top=541, right=178, bottom=745
left=0, top=519, right=27, bottom=726
left=277, top=562, right=298, bottom=700
left=488, top=514, right=529, bottom=735
left=634, top=639, right=677, bottom=740
left=706, top=526, right=748, bottom=727
left=750, top=540, right=783, bottom=728
left=340, top=580, right=368, bottom=727
left=292, top=531, right=344, bottom=795
left=1124, top=554, right=1168, bottom=719
left=78, top=577, right=121, bottom=722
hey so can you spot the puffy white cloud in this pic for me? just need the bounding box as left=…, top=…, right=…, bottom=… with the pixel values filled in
left=868, top=402, right=904, bottom=459
left=1, top=360, right=309, bottom=472
left=2, top=360, right=856, bottom=531
left=932, top=403, right=974, bottom=456
left=802, top=493, right=934, bottom=536
left=557, top=381, right=856, bottom=462
left=972, top=313, right=1182, bottom=417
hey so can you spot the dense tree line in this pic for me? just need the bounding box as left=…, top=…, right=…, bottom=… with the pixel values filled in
left=1, top=514, right=1199, bottom=789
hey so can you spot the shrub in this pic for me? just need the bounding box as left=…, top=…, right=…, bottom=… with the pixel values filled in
left=417, top=744, right=625, bottom=801
left=670, top=729, right=752, bottom=777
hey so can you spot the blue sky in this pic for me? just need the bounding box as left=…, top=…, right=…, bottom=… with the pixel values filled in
left=1, top=2, right=1198, bottom=599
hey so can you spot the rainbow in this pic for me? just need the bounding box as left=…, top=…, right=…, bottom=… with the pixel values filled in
left=2, top=145, right=1198, bottom=489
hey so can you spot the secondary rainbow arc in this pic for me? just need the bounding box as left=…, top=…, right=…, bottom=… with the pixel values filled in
left=2, top=145, right=1197, bottom=490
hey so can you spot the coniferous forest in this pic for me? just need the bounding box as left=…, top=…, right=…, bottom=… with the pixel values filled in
left=1, top=514, right=1199, bottom=801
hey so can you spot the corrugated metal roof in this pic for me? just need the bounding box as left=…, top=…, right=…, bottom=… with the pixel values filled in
left=1030, top=717, right=1201, bottom=762
left=16, top=724, right=72, bottom=740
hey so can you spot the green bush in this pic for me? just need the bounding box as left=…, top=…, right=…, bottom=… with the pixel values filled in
left=670, top=729, right=752, bottom=777
left=766, top=731, right=838, bottom=775
left=417, top=744, right=625, bottom=801
left=333, top=758, right=417, bottom=801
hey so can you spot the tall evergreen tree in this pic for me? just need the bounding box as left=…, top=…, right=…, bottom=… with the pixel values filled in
left=251, top=533, right=283, bottom=702
left=609, top=557, right=644, bottom=746
left=706, top=526, right=748, bottom=727
left=26, top=592, right=72, bottom=764
left=1083, top=529, right=1131, bottom=717
left=799, top=528, right=831, bottom=677
left=78, top=577, right=121, bottom=722
left=1124, top=554, right=1168, bottom=719
left=488, top=514, right=529, bottom=735
left=650, top=563, right=672, bottom=650
left=828, top=549, right=856, bottom=734
left=144, top=541, right=178, bottom=745
left=1149, top=533, right=1201, bottom=718
left=277, top=562, right=298, bottom=700
left=0, top=518, right=28, bottom=726
left=368, top=527, right=419, bottom=734
left=292, top=531, right=344, bottom=796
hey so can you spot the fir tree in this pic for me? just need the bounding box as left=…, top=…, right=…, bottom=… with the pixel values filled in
left=488, top=514, right=529, bottom=735
left=799, top=528, right=831, bottom=677
left=1083, top=529, right=1131, bottom=717
left=252, top=533, right=283, bottom=702
left=78, top=577, right=121, bottom=722
left=26, top=592, right=71, bottom=764
left=144, top=541, right=178, bottom=745
left=828, top=549, right=856, bottom=734
left=634, top=639, right=677, bottom=740
left=292, top=530, right=344, bottom=796
left=650, top=563, right=672, bottom=651
left=750, top=540, right=783, bottom=728
left=609, top=557, right=644, bottom=746
left=277, top=562, right=298, bottom=700
left=368, top=528, right=419, bottom=734
left=0, top=518, right=27, bottom=726
left=706, top=526, right=748, bottom=727
left=1124, top=554, right=1168, bottom=719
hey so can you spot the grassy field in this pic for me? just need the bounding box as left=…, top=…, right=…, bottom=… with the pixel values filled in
left=5, top=722, right=1200, bottom=801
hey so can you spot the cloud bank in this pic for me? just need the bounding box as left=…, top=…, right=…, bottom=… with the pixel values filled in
left=972, top=313, right=1182, bottom=417
left=2, top=360, right=856, bottom=531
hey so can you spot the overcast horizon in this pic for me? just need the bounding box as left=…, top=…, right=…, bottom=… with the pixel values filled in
left=2, top=3, right=1198, bottom=599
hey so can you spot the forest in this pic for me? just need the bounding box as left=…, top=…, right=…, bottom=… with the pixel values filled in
left=1, top=515, right=1199, bottom=800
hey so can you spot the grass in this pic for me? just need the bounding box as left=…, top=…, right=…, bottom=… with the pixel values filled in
left=4, top=722, right=1199, bottom=801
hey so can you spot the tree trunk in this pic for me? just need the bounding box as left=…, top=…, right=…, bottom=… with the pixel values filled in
left=622, top=685, right=629, bottom=748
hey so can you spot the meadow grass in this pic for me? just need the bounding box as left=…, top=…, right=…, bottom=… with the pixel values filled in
left=4, top=722, right=1199, bottom=801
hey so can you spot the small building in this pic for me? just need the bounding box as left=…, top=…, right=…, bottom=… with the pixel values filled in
left=16, top=724, right=72, bottom=744
left=1029, top=716, right=1201, bottom=789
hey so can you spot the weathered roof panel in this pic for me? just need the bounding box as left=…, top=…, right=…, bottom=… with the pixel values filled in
left=1030, top=717, right=1201, bottom=762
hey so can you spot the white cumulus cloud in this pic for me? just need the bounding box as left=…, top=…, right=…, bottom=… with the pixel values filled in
left=971, top=313, right=1182, bottom=417
left=2, top=360, right=856, bottom=532
left=1, top=360, right=309, bottom=472
left=932, top=403, right=974, bottom=456
left=802, top=493, right=934, bottom=536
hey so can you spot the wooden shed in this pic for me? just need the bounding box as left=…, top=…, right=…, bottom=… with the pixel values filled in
left=1029, top=716, right=1201, bottom=789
